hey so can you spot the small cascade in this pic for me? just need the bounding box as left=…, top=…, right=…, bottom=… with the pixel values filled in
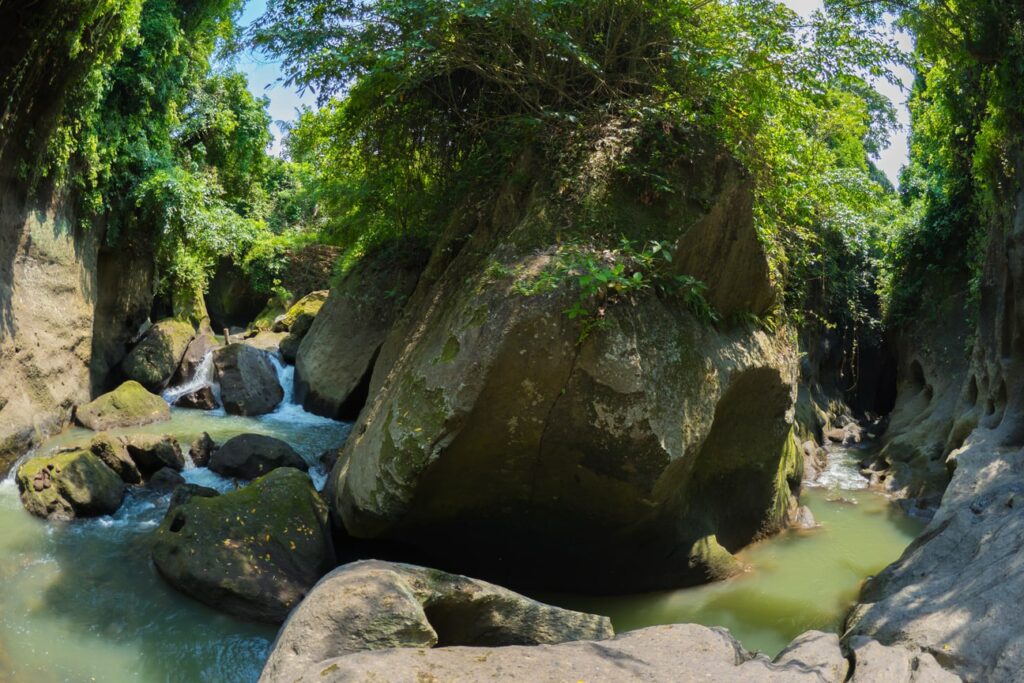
left=162, top=351, right=215, bottom=404
left=808, top=446, right=869, bottom=491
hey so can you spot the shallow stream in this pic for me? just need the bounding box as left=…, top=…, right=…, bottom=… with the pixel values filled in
left=0, top=359, right=922, bottom=680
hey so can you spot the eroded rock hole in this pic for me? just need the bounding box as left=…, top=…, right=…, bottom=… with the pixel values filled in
left=169, top=514, right=186, bottom=533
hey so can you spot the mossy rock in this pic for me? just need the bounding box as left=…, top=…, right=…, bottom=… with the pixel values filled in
left=89, top=433, right=142, bottom=484
left=252, top=300, right=287, bottom=332
left=75, top=381, right=171, bottom=431
left=121, top=319, right=196, bottom=390
left=16, top=450, right=125, bottom=519
left=275, top=291, right=328, bottom=332
left=151, top=467, right=334, bottom=622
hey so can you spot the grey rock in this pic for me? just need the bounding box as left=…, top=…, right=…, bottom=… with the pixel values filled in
left=149, top=467, right=186, bottom=493
left=188, top=432, right=216, bottom=468
left=213, top=344, right=283, bottom=416
left=123, top=434, right=185, bottom=477
left=209, top=433, right=307, bottom=480
left=260, top=560, right=616, bottom=683
left=89, top=433, right=142, bottom=484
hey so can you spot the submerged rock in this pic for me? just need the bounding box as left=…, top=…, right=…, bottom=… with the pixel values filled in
left=208, top=433, right=307, bottom=479
left=152, top=468, right=333, bottom=622
left=294, top=248, right=427, bottom=419
left=148, top=467, right=186, bottom=493
left=269, top=623, right=851, bottom=683
left=173, top=386, right=217, bottom=410
left=213, top=344, right=283, bottom=416
left=121, top=319, right=195, bottom=391
left=89, top=433, right=142, bottom=484
left=123, top=434, right=185, bottom=478
left=189, top=432, right=217, bottom=468
left=260, top=560, right=613, bottom=682
left=16, top=450, right=124, bottom=520
left=75, top=381, right=171, bottom=431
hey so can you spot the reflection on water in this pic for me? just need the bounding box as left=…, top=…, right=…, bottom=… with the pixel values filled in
left=547, top=448, right=924, bottom=656
left=0, top=397, right=350, bottom=682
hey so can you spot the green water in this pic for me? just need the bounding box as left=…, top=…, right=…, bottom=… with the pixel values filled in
left=0, top=402, right=349, bottom=683
left=0, top=385, right=921, bottom=680
left=549, top=472, right=925, bottom=656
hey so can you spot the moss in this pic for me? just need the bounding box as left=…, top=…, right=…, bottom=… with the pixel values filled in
left=252, top=300, right=286, bottom=331
left=688, top=534, right=741, bottom=581
left=280, top=290, right=328, bottom=329
left=16, top=449, right=124, bottom=519
left=75, top=380, right=170, bottom=431
left=121, top=319, right=195, bottom=389
left=437, top=334, right=460, bottom=363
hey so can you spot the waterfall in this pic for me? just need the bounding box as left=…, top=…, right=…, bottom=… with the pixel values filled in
left=162, top=351, right=215, bottom=404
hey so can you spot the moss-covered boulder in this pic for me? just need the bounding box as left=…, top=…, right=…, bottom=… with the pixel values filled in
left=213, top=344, right=284, bottom=416
left=152, top=468, right=334, bottom=622
left=209, top=433, right=307, bottom=480
left=330, top=144, right=797, bottom=592
left=275, top=291, right=329, bottom=332
left=89, top=433, right=142, bottom=484
left=16, top=450, right=125, bottom=519
left=260, top=560, right=614, bottom=682
left=75, top=381, right=171, bottom=431
left=121, top=319, right=196, bottom=391
left=252, top=300, right=287, bottom=332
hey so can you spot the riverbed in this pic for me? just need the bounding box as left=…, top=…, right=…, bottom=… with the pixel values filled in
left=0, top=364, right=922, bottom=680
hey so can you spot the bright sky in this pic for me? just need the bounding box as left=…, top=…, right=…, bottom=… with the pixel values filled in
left=235, top=0, right=913, bottom=185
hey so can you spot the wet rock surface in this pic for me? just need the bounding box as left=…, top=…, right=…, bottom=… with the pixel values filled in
left=213, top=344, right=283, bottom=416
left=208, top=433, right=308, bottom=479
left=152, top=467, right=333, bottom=622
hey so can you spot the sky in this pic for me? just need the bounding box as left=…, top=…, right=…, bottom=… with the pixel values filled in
left=234, top=0, right=913, bottom=185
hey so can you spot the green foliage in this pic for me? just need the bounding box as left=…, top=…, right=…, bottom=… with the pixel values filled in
left=254, top=0, right=902, bottom=334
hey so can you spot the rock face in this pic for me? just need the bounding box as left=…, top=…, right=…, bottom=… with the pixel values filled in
left=267, top=624, right=853, bottom=683
left=151, top=468, right=333, bottom=622
left=172, top=332, right=218, bottom=385
left=208, top=433, right=307, bottom=479
left=173, top=386, right=217, bottom=410
left=75, top=381, right=171, bottom=431
left=121, top=318, right=195, bottom=391
left=123, top=434, right=185, bottom=478
left=294, top=248, right=427, bottom=419
left=16, top=450, right=124, bottom=520
left=321, top=143, right=800, bottom=593
left=260, top=560, right=614, bottom=682
left=213, top=344, right=284, bottom=416
left=89, top=433, right=142, bottom=484
left=845, top=157, right=1024, bottom=681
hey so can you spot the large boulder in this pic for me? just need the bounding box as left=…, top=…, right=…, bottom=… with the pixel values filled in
left=267, top=623, right=853, bottom=683
left=16, top=450, right=124, bottom=520
left=334, top=268, right=797, bottom=591
left=209, top=433, right=307, bottom=480
left=294, top=248, right=427, bottom=419
left=121, top=318, right=195, bottom=391
left=89, top=433, right=142, bottom=484
left=123, top=434, right=185, bottom=477
left=260, top=560, right=613, bottom=682
left=171, top=332, right=218, bottom=385
left=152, top=468, right=333, bottom=622
left=213, top=344, right=284, bottom=416
left=75, top=381, right=170, bottom=431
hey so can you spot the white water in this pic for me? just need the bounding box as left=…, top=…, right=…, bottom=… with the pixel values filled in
left=0, top=345, right=352, bottom=682
left=807, top=446, right=870, bottom=491
left=161, top=350, right=215, bottom=404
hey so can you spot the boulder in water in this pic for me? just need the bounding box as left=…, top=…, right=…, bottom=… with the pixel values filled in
left=173, top=386, right=217, bottom=410
left=189, top=432, right=217, bottom=468
left=123, top=434, right=185, bottom=477
left=121, top=318, right=196, bottom=391
left=152, top=467, right=333, bottom=622
left=75, top=381, right=170, bottom=431
left=16, top=450, right=125, bottom=519
left=149, top=467, right=186, bottom=493
left=89, top=433, right=142, bottom=484
left=209, top=433, right=307, bottom=480
left=213, top=344, right=284, bottom=416
left=259, top=559, right=613, bottom=682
